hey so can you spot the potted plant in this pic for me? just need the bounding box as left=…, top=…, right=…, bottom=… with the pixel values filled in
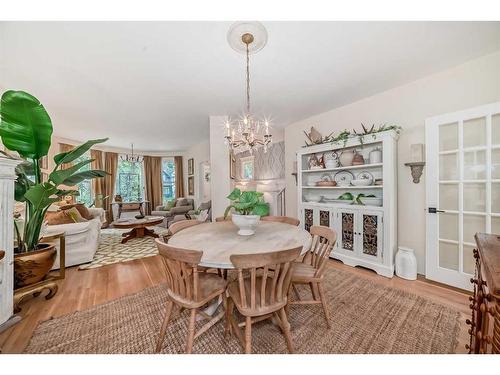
left=224, top=188, right=269, bottom=236
left=0, top=90, right=108, bottom=287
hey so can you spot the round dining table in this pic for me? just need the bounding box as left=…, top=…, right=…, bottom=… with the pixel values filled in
left=168, top=220, right=312, bottom=269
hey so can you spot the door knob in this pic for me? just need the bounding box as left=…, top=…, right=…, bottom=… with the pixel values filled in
left=428, top=207, right=445, bottom=213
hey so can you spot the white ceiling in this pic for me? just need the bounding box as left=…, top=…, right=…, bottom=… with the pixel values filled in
left=1, top=21, right=500, bottom=152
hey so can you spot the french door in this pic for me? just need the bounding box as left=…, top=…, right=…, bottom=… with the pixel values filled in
left=426, top=102, right=500, bottom=290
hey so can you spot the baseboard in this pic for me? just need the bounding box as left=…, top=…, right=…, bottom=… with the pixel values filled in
left=0, top=314, right=22, bottom=335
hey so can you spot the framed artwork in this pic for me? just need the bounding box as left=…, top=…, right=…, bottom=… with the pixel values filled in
left=229, top=151, right=236, bottom=179
left=188, top=158, right=194, bottom=175
left=240, top=156, right=254, bottom=180
left=188, top=176, right=194, bottom=195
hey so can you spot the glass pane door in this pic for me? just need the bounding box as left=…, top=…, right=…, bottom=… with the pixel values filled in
left=427, top=102, right=500, bottom=290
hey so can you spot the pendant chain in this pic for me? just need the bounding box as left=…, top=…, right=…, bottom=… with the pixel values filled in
left=246, top=42, right=250, bottom=114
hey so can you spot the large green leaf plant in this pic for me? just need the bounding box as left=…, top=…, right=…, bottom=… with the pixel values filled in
left=0, top=90, right=108, bottom=253
left=224, top=188, right=270, bottom=218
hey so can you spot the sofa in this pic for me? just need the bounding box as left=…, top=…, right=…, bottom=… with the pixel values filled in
left=47, top=207, right=106, bottom=269
left=151, top=198, right=194, bottom=227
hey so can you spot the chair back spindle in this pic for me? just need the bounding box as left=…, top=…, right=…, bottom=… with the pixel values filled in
left=156, top=239, right=203, bottom=303
left=230, top=247, right=301, bottom=311
left=303, top=226, right=337, bottom=278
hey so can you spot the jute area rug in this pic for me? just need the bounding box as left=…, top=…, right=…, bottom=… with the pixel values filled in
left=25, top=267, right=460, bottom=354
left=79, top=226, right=169, bottom=270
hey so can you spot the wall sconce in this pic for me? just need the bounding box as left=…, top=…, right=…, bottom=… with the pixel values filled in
left=404, top=144, right=425, bottom=183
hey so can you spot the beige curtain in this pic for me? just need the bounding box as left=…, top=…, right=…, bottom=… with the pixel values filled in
left=59, top=143, right=74, bottom=170
left=91, top=149, right=105, bottom=207
left=174, top=156, right=184, bottom=198
left=104, top=152, right=118, bottom=223
left=143, top=156, right=163, bottom=214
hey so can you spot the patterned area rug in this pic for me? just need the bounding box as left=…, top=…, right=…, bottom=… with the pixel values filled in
left=25, top=267, right=461, bottom=354
left=79, top=226, right=169, bottom=270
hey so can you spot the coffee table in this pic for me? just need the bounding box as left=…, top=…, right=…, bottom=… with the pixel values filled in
left=112, top=216, right=164, bottom=244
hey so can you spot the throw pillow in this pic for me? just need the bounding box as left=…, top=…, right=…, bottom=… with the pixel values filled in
left=175, top=198, right=187, bottom=207
left=60, top=203, right=92, bottom=220
left=65, top=207, right=88, bottom=223
left=165, top=200, right=175, bottom=210
left=45, top=211, right=74, bottom=225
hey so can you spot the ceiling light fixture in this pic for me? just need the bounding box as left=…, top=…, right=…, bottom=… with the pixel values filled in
left=224, top=21, right=272, bottom=154
left=120, top=143, right=143, bottom=164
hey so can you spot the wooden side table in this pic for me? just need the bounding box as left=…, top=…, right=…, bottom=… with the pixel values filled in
left=13, top=231, right=66, bottom=313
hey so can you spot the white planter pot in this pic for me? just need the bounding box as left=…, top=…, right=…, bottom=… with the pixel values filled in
left=395, top=246, right=417, bottom=280
left=231, top=214, right=260, bottom=236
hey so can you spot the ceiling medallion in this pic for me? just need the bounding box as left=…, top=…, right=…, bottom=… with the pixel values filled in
left=224, top=21, right=272, bottom=154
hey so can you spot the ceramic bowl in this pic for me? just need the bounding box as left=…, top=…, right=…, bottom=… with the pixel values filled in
left=316, top=181, right=337, bottom=186
left=359, top=197, right=383, bottom=206
left=351, top=178, right=373, bottom=186
left=306, top=196, right=322, bottom=203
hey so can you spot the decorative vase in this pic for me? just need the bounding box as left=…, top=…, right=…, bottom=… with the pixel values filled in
left=231, top=214, right=260, bottom=236
left=395, top=246, right=417, bottom=280
left=339, top=149, right=355, bottom=167
left=14, top=243, right=57, bottom=288
left=369, top=147, right=382, bottom=164
left=352, top=151, right=365, bottom=165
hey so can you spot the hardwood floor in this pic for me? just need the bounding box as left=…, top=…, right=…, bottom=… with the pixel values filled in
left=0, top=256, right=471, bottom=354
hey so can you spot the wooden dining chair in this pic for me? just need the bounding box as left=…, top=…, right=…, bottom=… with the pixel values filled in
left=168, top=219, right=201, bottom=234
left=215, top=216, right=231, bottom=222
left=261, top=215, right=300, bottom=226
left=155, top=239, right=227, bottom=353
left=287, top=225, right=336, bottom=328
left=162, top=219, right=200, bottom=243
left=226, top=247, right=302, bottom=354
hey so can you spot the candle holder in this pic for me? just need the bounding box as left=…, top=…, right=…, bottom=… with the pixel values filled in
left=404, top=162, right=425, bottom=184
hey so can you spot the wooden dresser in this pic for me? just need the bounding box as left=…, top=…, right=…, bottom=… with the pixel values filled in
left=467, top=233, right=500, bottom=353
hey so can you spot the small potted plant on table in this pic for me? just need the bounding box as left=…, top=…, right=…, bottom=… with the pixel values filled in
left=0, top=90, right=108, bottom=287
left=224, top=188, right=269, bottom=236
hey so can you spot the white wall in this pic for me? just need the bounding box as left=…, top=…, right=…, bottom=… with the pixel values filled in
left=285, top=51, right=500, bottom=275
left=183, top=139, right=210, bottom=207
left=209, top=115, right=230, bottom=219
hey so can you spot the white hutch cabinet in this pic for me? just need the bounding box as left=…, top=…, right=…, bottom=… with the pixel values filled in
left=297, top=130, right=398, bottom=277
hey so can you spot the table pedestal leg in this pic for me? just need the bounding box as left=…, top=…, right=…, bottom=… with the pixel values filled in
left=121, top=227, right=159, bottom=243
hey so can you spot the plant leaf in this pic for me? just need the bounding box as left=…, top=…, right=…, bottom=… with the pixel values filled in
left=24, top=183, right=59, bottom=211
left=223, top=204, right=234, bottom=218
left=49, top=159, right=94, bottom=185
left=227, top=188, right=241, bottom=201
left=239, top=191, right=259, bottom=206
left=0, top=90, right=53, bottom=159
left=55, top=189, right=80, bottom=197
left=61, top=169, right=107, bottom=186
left=53, top=138, right=108, bottom=166
left=252, top=203, right=269, bottom=216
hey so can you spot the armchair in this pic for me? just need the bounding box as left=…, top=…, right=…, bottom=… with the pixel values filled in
left=151, top=198, right=194, bottom=227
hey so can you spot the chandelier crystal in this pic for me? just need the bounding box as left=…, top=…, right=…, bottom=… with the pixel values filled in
left=224, top=23, right=272, bottom=153
left=120, top=143, right=143, bottom=164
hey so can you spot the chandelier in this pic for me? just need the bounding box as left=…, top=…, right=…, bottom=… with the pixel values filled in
left=224, top=22, right=272, bottom=153
left=120, top=143, right=143, bottom=164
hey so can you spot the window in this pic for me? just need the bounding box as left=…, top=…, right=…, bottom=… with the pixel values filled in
left=162, top=158, right=176, bottom=203
left=115, top=159, right=144, bottom=202
left=74, top=151, right=93, bottom=207
left=240, top=156, right=254, bottom=180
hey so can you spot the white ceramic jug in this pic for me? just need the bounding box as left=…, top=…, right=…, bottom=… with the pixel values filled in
left=369, top=147, right=382, bottom=164
left=339, top=149, right=355, bottom=167
left=395, top=246, right=417, bottom=280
